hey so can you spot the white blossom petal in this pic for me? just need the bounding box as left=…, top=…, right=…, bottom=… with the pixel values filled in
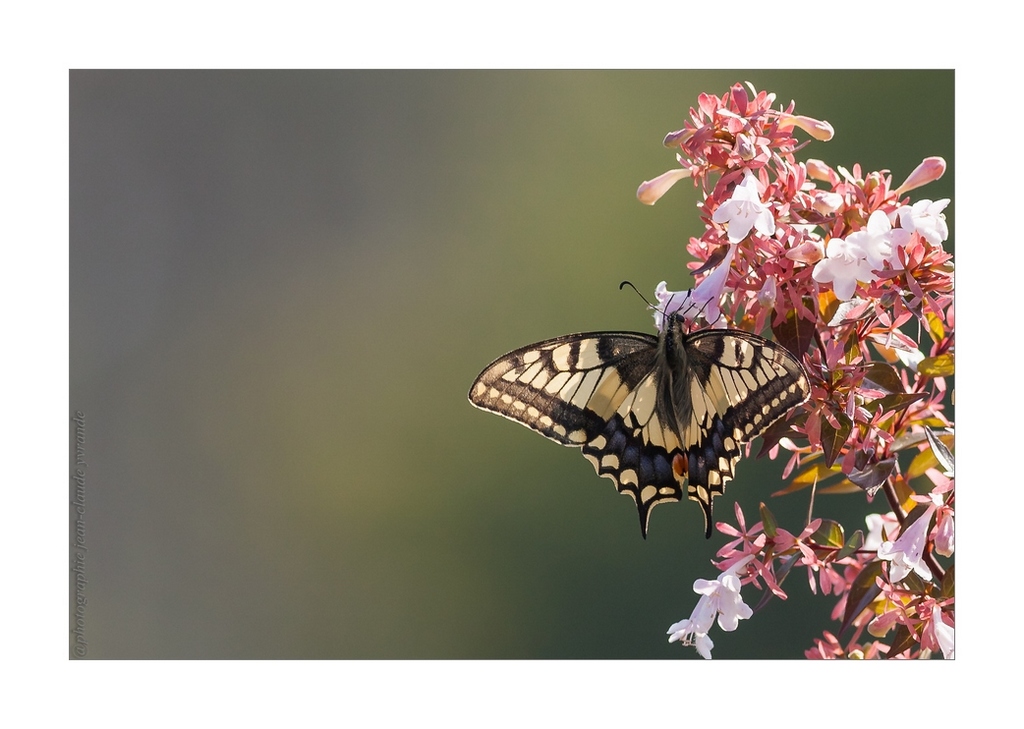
left=931, top=606, right=954, bottom=659
left=877, top=507, right=935, bottom=582
left=712, top=170, right=775, bottom=243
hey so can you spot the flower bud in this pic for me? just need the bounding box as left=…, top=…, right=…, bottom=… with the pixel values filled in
left=637, top=167, right=692, bottom=205
left=663, top=128, right=694, bottom=148
left=812, top=191, right=844, bottom=215
left=780, top=113, right=834, bottom=141
left=805, top=159, right=833, bottom=182
left=895, top=157, right=946, bottom=196
left=757, top=276, right=777, bottom=308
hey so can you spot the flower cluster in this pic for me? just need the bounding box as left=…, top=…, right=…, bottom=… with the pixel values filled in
left=639, top=82, right=954, bottom=659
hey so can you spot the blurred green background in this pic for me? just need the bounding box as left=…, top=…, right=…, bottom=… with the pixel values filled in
left=70, top=70, right=953, bottom=659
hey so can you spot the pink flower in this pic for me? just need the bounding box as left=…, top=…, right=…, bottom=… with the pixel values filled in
left=805, top=631, right=844, bottom=659
left=927, top=491, right=954, bottom=557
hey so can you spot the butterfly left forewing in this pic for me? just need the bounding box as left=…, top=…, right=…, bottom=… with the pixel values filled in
left=469, top=332, right=689, bottom=536
left=468, top=332, right=658, bottom=444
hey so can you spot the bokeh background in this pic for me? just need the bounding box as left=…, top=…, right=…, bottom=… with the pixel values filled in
left=70, top=70, right=953, bottom=659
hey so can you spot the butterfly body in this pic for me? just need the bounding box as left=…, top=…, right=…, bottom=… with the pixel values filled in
left=468, top=312, right=809, bottom=538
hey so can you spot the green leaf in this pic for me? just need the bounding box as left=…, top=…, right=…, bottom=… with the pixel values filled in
left=759, top=502, right=778, bottom=539
left=867, top=392, right=928, bottom=416
left=892, top=476, right=918, bottom=515
left=841, top=560, right=883, bottom=635
left=818, top=479, right=865, bottom=495
left=811, top=519, right=845, bottom=549
left=835, top=529, right=865, bottom=561
left=924, top=427, right=954, bottom=475
left=861, top=362, right=903, bottom=393
left=918, top=353, right=954, bottom=377
left=924, top=311, right=946, bottom=343
left=907, top=448, right=939, bottom=480
left=791, top=461, right=842, bottom=486
left=940, top=564, right=955, bottom=600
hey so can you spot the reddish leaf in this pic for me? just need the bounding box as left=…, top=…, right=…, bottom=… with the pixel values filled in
left=755, top=411, right=806, bottom=458
left=820, top=412, right=853, bottom=468
left=771, top=307, right=815, bottom=360
left=841, top=560, right=883, bottom=635
left=861, top=362, right=903, bottom=393
left=848, top=457, right=897, bottom=497
left=887, top=623, right=918, bottom=658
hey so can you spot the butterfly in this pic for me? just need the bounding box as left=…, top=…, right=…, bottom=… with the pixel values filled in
left=468, top=311, right=810, bottom=538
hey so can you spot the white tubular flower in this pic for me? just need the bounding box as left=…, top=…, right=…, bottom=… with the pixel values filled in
left=877, top=507, right=936, bottom=582
left=712, top=169, right=776, bottom=243
left=811, top=237, right=877, bottom=301
left=667, top=556, right=753, bottom=659
left=846, top=209, right=912, bottom=270
left=896, top=198, right=950, bottom=247
left=653, top=244, right=736, bottom=331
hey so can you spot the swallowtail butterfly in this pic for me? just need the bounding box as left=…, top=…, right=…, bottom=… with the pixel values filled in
left=468, top=312, right=809, bottom=538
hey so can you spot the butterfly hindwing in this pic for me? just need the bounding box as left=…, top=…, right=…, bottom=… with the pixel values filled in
left=675, top=329, right=810, bottom=536
left=469, top=319, right=810, bottom=538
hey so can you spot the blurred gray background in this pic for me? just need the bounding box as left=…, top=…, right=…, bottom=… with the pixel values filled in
left=70, top=70, right=953, bottom=658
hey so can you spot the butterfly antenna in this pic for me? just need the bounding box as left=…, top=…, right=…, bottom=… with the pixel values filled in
left=619, top=280, right=655, bottom=309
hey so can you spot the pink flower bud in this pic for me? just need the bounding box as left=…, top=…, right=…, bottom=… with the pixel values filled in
left=637, top=167, right=692, bottom=205
left=780, top=113, right=834, bottom=141
left=662, top=128, right=694, bottom=148
left=757, top=276, right=777, bottom=307
left=895, top=157, right=946, bottom=196
left=785, top=238, right=825, bottom=264
left=812, top=191, right=844, bottom=215
left=805, top=159, right=833, bottom=182
left=734, top=133, right=756, bottom=161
